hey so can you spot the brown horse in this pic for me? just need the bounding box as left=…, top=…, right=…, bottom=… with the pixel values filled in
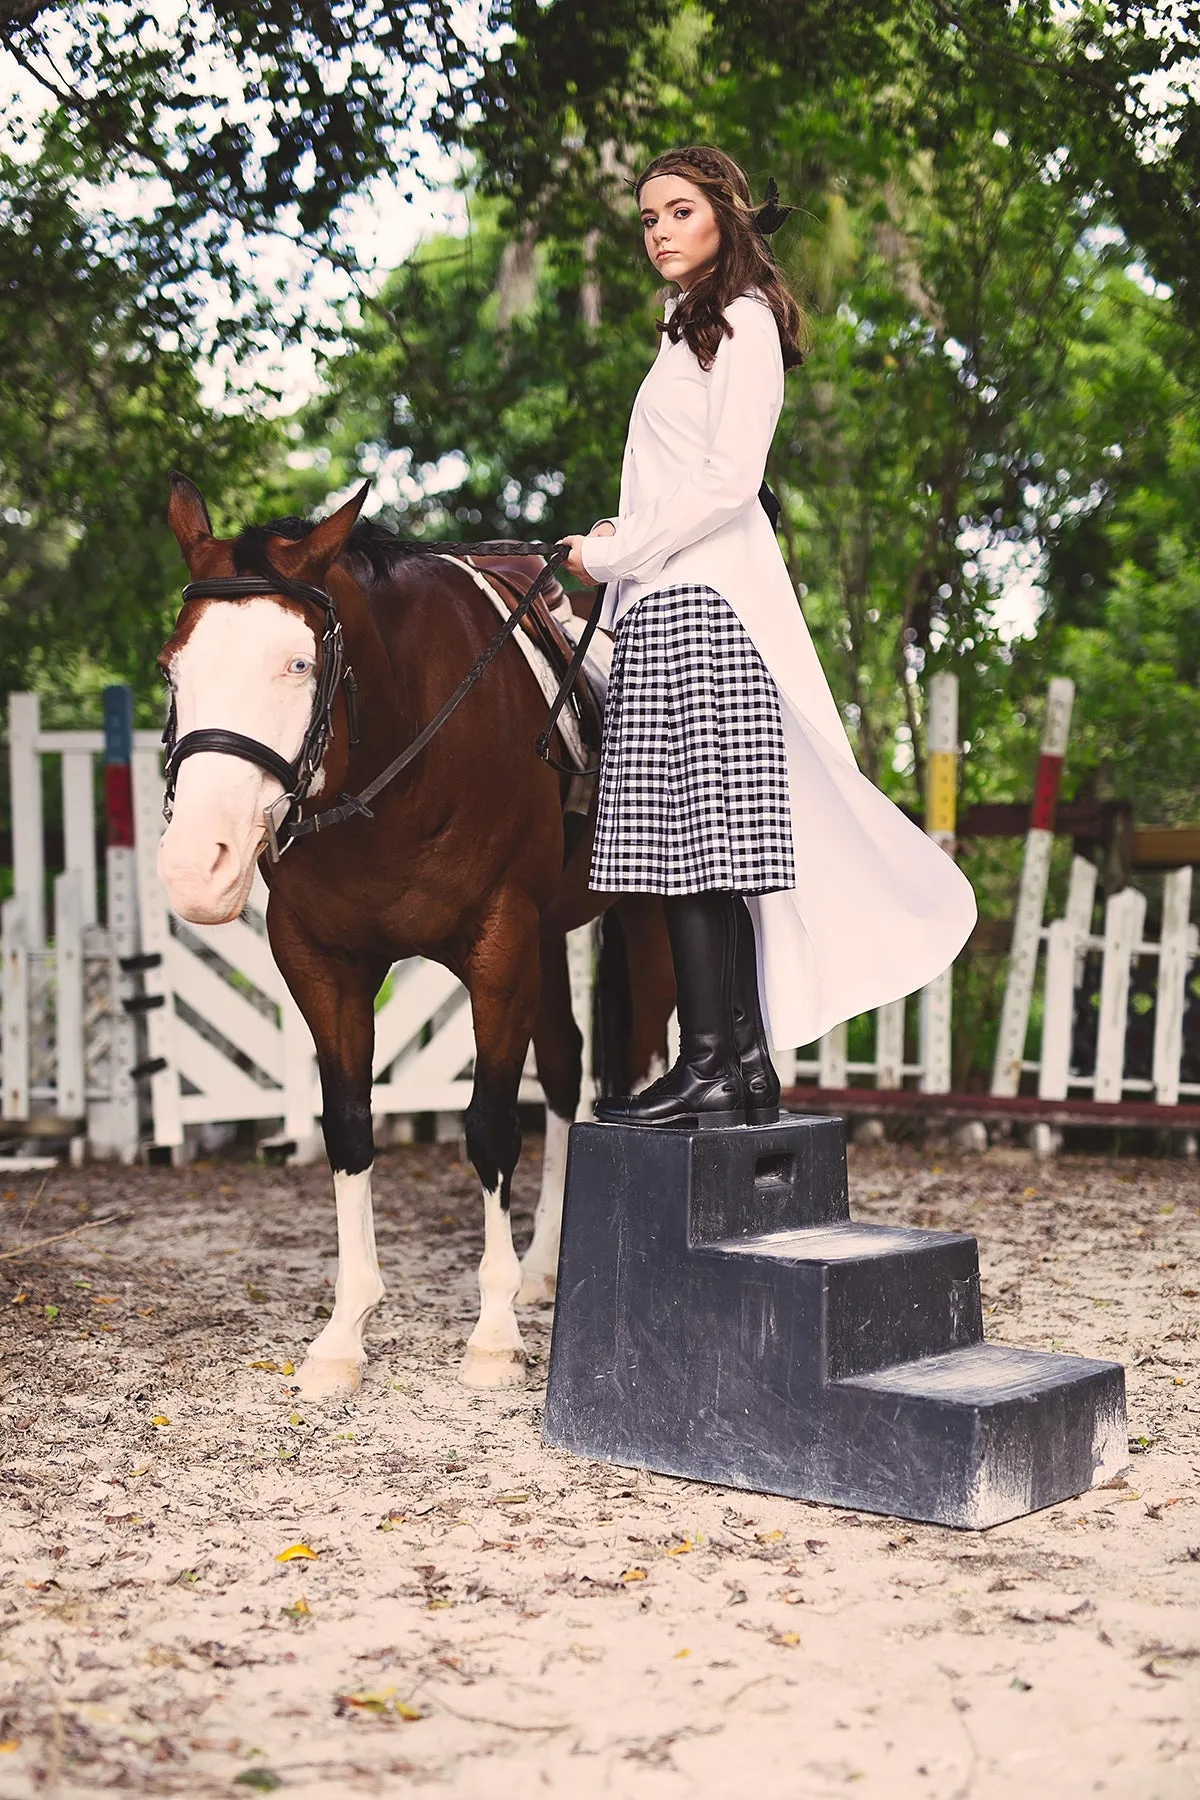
left=158, top=475, right=673, bottom=1398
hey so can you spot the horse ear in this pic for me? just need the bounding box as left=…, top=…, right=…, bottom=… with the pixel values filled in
left=296, top=482, right=372, bottom=575
left=167, top=472, right=213, bottom=560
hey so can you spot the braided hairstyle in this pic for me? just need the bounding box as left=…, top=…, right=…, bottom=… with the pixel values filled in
left=634, top=145, right=808, bottom=372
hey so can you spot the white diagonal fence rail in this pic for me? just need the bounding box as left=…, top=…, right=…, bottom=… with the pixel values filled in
left=2, top=686, right=1195, bottom=1160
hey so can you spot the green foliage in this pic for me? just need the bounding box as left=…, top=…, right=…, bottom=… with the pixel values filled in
left=0, top=148, right=275, bottom=718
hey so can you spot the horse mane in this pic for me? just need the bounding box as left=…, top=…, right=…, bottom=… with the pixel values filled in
left=231, top=512, right=434, bottom=593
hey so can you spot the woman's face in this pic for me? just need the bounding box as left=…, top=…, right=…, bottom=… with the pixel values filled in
left=638, top=174, right=721, bottom=293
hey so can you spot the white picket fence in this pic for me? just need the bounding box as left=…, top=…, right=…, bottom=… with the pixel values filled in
left=3, top=687, right=1196, bottom=1160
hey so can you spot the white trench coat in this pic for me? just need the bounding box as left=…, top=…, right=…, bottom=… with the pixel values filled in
left=580, top=291, right=977, bottom=1050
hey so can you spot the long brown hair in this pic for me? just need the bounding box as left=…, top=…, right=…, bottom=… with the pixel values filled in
left=635, top=145, right=808, bottom=372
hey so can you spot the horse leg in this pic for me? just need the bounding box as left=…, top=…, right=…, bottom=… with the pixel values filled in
left=269, top=910, right=387, bottom=1401
left=459, top=898, right=541, bottom=1389
left=610, top=893, right=676, bottom=1093
left=519, top=930, right=582, bottom=1305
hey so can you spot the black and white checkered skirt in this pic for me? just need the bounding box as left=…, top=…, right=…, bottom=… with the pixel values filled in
left=589, top=584, right=795, bottom=895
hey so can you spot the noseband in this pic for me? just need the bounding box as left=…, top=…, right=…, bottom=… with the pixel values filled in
left=162, top=573, right=359, bottom=860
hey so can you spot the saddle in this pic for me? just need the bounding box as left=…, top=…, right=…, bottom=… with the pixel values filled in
left=468, top=553, right=606, bottom=768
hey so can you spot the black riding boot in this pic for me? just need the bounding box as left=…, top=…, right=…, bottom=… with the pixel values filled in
left=732, top=896, right=781, bottom=1126
left=595, top=892, right=744, bottom=1129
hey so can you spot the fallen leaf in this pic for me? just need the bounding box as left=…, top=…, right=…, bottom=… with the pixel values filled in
left=12, top=1292, right=27, bottom=1304
left=275, top=1543, right=318, bottom=1562
left=773, top=1631, right=801, bottom=1647
left=492, top=1491, right=529, bottom=1506
left=233, top=1772, right=280, bottom=1791
left=288, top=1411, right=304, bottom=1427
left=1010, top=1676, right=1032, bottom=1691
left=620, top=1567, right=647, bottom=1583
left=280, top=1596, right=310, bottom=1621
left=755, top=1529, right=784, bottom=1544
left=44, top=1304, right=59, bottom=1321
left=673, top=1647, right=690, bottom=1658
left=151, top=1415, right=170, bottom=1427
left=667, top=1538, right=693, bottom=1556
left=0, top=1739, right=20, bottom=1753
left=395, top=1702, right=423, bottom=1722
left=1143, top=1657, right=1182, bottom=1680
left=335, top=1687, right=396, bottom=1714
left=92, top=1296, right=118, bottom=1305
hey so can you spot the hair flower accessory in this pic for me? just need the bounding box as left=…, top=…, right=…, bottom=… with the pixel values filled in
left=753, top=177, right=794, bottom=238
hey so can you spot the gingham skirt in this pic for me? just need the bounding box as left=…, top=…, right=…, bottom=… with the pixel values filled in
left=590, top=584, right=795, bottom=895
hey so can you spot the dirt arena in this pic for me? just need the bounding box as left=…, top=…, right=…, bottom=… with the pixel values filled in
left=1, top=1136, right=1197, bottom=1799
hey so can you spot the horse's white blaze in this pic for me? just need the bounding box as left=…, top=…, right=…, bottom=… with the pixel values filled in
left=460, top=1182, right=527, bottom=1388
left=158, top=598, right=318, bottom=923
left=518, top=1108, right=570, bottom=1304
left=295, top=1164, right=385, bottom=1399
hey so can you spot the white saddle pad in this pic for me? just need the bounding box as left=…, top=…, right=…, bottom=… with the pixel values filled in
left=438, top=555, right=611, bottom=772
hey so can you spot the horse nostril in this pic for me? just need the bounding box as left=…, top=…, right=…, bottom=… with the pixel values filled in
left=208, top=840, right=236, bottom=883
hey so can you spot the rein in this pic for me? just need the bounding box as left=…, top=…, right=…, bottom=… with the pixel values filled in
left=164, top=540, right=589, bottom=862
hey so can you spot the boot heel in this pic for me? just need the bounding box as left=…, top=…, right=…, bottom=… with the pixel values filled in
left=745, top=1102, right=780, bottom=1126
left=680, top=1107, right=747, bottom=1131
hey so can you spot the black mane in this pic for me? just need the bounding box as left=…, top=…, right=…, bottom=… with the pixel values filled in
left=231, top=511, right=433, bottom=592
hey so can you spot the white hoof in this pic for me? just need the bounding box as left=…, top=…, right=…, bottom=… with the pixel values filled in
left=458, top=1345, right=527, bottom=1390
left=517, top=1267, right=557, bottom=1305
left=294, top=1356, right=363, bottom=1400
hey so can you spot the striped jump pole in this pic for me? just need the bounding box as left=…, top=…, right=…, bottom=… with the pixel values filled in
left=918, top=671, right=959, bottom=1094
left=991, top=676, right=1075, bottom=1098
left=100, top=685, right=141, bottom=1160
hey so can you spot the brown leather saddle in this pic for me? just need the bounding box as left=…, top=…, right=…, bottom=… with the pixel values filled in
left=467, top=553, right=605, bottom=767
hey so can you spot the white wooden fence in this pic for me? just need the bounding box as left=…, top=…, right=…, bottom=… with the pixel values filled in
left=3, top=686, right=1196, bottom=1160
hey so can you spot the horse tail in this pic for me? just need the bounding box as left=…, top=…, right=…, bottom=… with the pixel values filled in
left=593, top=907, right=632, bottom=1102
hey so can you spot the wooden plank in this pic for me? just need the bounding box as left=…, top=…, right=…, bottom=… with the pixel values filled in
left=370, top=1079, right=476, bottom=1116
left=390, top=1000, right=476, bottom=1088
left=54, top=872, right=85, bottom=1119
left=1038, top=856, right=1097, bottom=1101
left=181, top=916, right=284, bottom=1005
left=373, top=959, right=468, bottom=1075
left=991, top=677, right=1075, bottom=1098
left=875, top=1001, right=905, bottom=1090
left=61, top=751, right=98, bottom=927
left=281, top=985, right=319, bottom=1143
left=1133, top=828, right=1200, bottom=869
left=9, top=695, right=45, bottom=949
left=165, top=939, right=284, bottom=1083
left=819, top=1020, right=848, bottom=1088
left=131, top=747, right=183, bottom=1150
left=1094, top=886, right=1147, bottom=1103
left=1153, top=866, right=1193, bottom=1106
left=920, top=672, right=958, bottom=1095
left=2, top=899, right=29, bottom=1121
left=172, top=1017, right=284, bottom=1122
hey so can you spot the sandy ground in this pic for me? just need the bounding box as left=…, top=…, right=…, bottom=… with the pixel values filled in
left=0, top=1134, right=1198, bottom=1800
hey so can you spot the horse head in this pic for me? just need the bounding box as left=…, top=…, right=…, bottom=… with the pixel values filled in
left=157, top=473, right=369, bottom=923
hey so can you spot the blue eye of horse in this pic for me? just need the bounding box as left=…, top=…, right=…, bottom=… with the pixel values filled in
left=289, top=657, right=312, bottom=675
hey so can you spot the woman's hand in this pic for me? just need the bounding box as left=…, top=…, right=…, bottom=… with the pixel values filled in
left=557, top=519, right=615, bottom=583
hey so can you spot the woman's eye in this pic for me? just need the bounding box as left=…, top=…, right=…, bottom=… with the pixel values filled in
left=288, top=657, right=313, bottom=676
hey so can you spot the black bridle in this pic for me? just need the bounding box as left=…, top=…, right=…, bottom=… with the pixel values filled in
left=163, top=542, right=584, bottom=862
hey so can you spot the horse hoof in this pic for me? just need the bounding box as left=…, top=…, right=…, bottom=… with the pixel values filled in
left=458, top=1346, right=527, bottom=1390
left=294, top=1356, right=363, bottom=1400
left=517, top=1269, right=556, bottom=1306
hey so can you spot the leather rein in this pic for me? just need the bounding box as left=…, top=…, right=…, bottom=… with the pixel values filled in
left=163, top=541, right=599, bottom=863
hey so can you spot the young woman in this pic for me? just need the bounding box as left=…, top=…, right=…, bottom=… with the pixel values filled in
left=559, top=146, right=976, bottom=1128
